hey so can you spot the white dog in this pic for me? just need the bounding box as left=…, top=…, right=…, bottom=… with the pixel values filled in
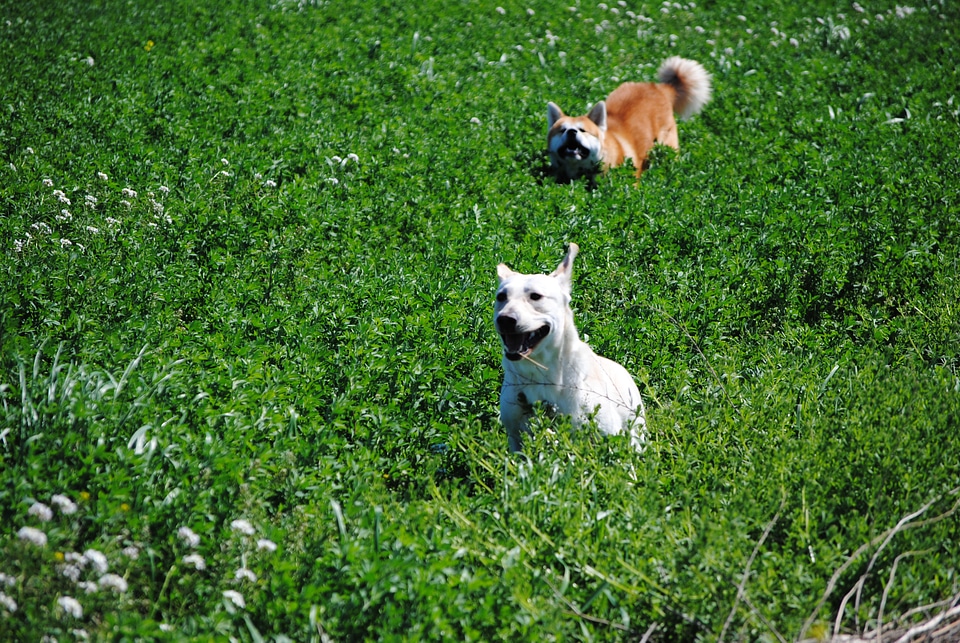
left=494, top=243, right=645, bottom=452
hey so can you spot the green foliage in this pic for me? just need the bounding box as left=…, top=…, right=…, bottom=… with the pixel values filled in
left=1, top=0, right=958, bottom=640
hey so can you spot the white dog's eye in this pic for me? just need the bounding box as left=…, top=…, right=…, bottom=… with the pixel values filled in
left=496, top=291, right=507, bottom=302
left=529, top=293, right=542, bottom=301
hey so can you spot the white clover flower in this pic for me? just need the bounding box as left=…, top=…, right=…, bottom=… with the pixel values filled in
left=99, top=573, right=128, bottom=593
left=26, top=147, right=35, bottom=155
left=0, top=573, right=15, bottom=588
left=120, top=199, right=132, bottom=208
left=895, top=5, right=915, bottom=18
left=97, top=171, right=108, bottom=180
left=64, top=552, right=85, bottom=565
left=28, top=502, right=53, bottom=522
left=53, top=190, right=71, bottom=205
left=56, top=209, right=72, bottom=222
left=230, top=519, right=255, bottom=536
left=496, top=6, right=505, bottom=14
left=327, top=177, right=339, bottom=185
left=159, top=185, right=169, bottom=194
left=85, top=226, right=99, bottom=234
left=85, top=195, right=97, bottom=206
left=0, top=592, right=16, bottom=613
left=31, top=222, right=52, bottom=235
left=121, top=187, right=137, bottom=198
left=18, top=526, right=47, bottom=547
left=121, top=546, right=139, bottom=560
left=77, top=581, right=98, bottom=594
left=60, top=564, right=83, bottom=582
left=789, top=37, right=799, bottom=46
left=256, top=538, right=277, bottom=553
left=526, top=8, right=535, bottom=15
left=182, top=554, right=206, bottom=570
left=58, top=596, right=83, bottom=618
left=234, top=567, right=257, bottom=583
left=330, top=155, right=342, bottom=164
left=221, top=158, right=229, bottom=166
left=51, top=494, right=78, bottom=514
left=264, top=179, right=277, bottom=188
left=60, top=238, right=73, bottom=248
left=177, top=526, right=200, bottom=548
left=13, top=239, right=26, bottom=253
left=346, top=153, right=359, bottom=163
left=254, top=172, right=263, bottom=180
left=82, top=549, right=108, bottom=574
left=159, top=623, right=174, bottom=632
left=105, top=217, right=120, bottom=226
left=218, top=170, right=231, bottom=178
left=737, top=14, right=746, bottom=20
left=43, top=178, right=54, bottom=187
left=83, top=56, right=95, bottom=67
left=469, top=117, right=481, bottom=125
left=151, top=199, right=164, bottom=215
left=222, top=590, right=245, bottom=609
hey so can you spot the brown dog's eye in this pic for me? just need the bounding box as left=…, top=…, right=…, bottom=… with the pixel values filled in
left=496, top=291, right=507, bottom=302
left=529, top=293, right=542, bottom=301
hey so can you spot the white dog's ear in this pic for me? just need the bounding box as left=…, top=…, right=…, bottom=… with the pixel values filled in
left=547, top=102, right=564, bottom=129
left=587, top=101, right=607, bottom=132
left=549, top=243, right=579, bottom=292
left=497, top=263, right=516, bottom=284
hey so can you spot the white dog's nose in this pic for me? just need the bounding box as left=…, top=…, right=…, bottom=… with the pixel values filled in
left=496, top=315, right=518, bottom=333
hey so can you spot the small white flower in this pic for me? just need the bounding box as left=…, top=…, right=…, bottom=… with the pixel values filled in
left=159, top=185, right=169, bottom=194
left=346, top=153, right=359, bottom=163
left=77, top=581, right=98, bottom=594
left=256, top=538, right=277, bottom=553
left=234, top=567, right=257, bottom=583
left=0, top=573, right=15, bottom=588
left=218, top=170, right=231, bottom=178
left=230, top=519, right=255, bottom=536
left=120, top=199, right=132, bottom=208
left=18, top=526, right=47, bottom=547
left=60, top=564, right=83, bottom=582
left=264, top=179, right=277, bottom=188
left=58, top=595, right=83, bottom=618
left=159, top=623, right=174, bottom=632
left=254, top=172, right=263, bottom=180
left=85, top=195, right=97, bottom=206
left=330, top=155, right=342, bottom=164
left=72, top=629, right=89, bottom=640
left=121, top=546, right=139, bottom=560
left=60, top=238, right=73, bottom=248
left=98, top=573, right=128, bottom=593
left=85, top=226, right=99, bottom=234
left=83, top=56, right=95, bottom=67
left=177, top=526, right=201, bottom=548
left=31, top=222, right=52, bottom=235
left=43, top=178, right=54, bottom=187
left=51, top=494, right=78, bottom=514
left=223, top=589, right=245, bottom=609
left=105, top=217, right=120, bottom=226
left=327, top=177, right=339, bottom=185
left=80, top=550, right=105, bottom=573
left=56, top=209, right=72, bottom=222
left=28, top=502, right=53, bottom=522
left=526, top=8, right=535, bottom=15
left=121, top=187, right=137, bottom=198
left=221, top=158, right=229, bottom=166
left=14, top=239, right=26, bottom=252
left=469, top=117, right=481, bottom=125
left=182, top=554, right=206, bottom=570
left=0, top=591, right=16, bottom=613
left=98, top=171, right=108, bottom=180
left=789, top=37, right=799, bottom=46
left=83, top=549, right=108, bottom=574
left=64, top=552, right=85, bottom=565
left=853, top=1, right=864, bottom=11
left=496, top=6, right=505, bottom=14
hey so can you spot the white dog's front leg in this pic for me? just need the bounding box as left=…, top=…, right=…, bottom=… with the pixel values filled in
left=501, top=388, right=533, bottom=452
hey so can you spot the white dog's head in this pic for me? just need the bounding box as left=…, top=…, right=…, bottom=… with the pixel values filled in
left=495, top=243, right=579, bottom=363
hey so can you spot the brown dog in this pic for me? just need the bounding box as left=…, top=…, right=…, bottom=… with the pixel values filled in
left=547, top=57, right=711, bottom=182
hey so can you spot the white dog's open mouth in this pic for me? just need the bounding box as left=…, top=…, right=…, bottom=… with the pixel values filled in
left=500, top=324, right=550, bottom=361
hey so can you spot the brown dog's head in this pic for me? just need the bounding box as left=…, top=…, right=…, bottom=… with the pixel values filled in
left=547, top=102, right=606, bottom=182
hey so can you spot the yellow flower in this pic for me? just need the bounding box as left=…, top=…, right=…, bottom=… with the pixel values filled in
left=120, top=503, right=131, bottom=512
left=145, top=40, right=155, bottom=52
left=54, top=551, right=65, bottom=562
left=79, top=491, right=90, bottom=501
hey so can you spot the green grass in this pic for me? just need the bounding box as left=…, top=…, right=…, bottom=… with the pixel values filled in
left=1, top=0, right=959, bottom=640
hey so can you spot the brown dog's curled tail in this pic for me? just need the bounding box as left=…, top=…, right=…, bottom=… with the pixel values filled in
left=658, top=57, right=712, bottom=120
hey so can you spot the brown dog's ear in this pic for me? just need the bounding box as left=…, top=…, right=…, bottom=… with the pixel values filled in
left=549, top=243, right=579, bottom=292
left=547, top=102, right=564, bottom=129
left=497, top=263, right=516, bottom=284
left=587, top=101, right=607, bottom=132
